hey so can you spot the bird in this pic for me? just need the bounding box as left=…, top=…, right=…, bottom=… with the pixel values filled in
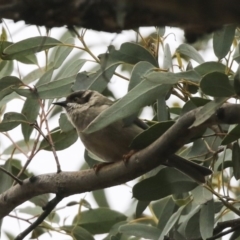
left=53, top=90, right=212, bottom=183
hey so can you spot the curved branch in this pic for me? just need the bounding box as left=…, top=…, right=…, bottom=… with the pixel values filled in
left=0, top=103, right=240, bottom=219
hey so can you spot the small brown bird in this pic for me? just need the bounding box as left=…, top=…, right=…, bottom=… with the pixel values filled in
left=53, top=90, right=212, bottom=182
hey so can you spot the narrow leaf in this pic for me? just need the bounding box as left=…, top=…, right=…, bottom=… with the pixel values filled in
left=190, top=98, right=227, bottom=128
left=0, top=112, right=28, bottom=131
left=119, top=224, right=161, bottom=240
left=39, top=128, right=78, bottom=151
left=176, top=43, right=204, bottom=64
left=0, top=76, right=23, bottom=101
left=133, top=168, right=197, bottom=201
left=200, top=199, right=214, bottom=239
left=37, top=75, right=77, bottom=99
left=222, top=125, right=240, bottom=145
left=213, top=24, right=236, bottom=59
left=84, top=81, right=171, bottom=133
left=232, top=142, right=240, bottom=180
left=158, top=204, right=187, bottom=240
left=2, top=37, right=61, bottom=59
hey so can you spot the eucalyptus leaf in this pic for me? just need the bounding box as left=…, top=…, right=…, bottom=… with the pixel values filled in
left=0, top=112, right=28, bottom=132
left=73, top=61, right=121, bottom=92
left=176, top=43, right=204, bottom=64
left=152, top=196, right=176, bottom=232
left=232, top=142, right=240, bottom=180
left=213, top=24, right=236, bottom=59
left=158, top=204, right=187, bottom=240
left=73, top=208, right=127, bottom=234
left=99, top=42, right=158, bottom=67
left=200, top=72, right=235, bottom=97
left=0, top=60, right=13, bottom=78
left=128, top=61, right=155, bottom=91
left=221, top=125, right=240, bottom=145
left=190, top=98, right=227, bottom=128
left=53, top=37, right=74, bottom=69
left=61, top=226, right=94, bottom=240
left=0, top=76, right=23, bottom=101
left=163, top=43, right=172, bottom=70
left=84, top=81, right=171, bottom=134
left=59, top=113, right=74, bottom=132
left=119, top=224, right=161, bottom=240
left=200, top=199, right=214, bottom=239
left=37, top=75, right=77, bottom=99
left=2, top=37, right=61, bottom=59
left=194, top=61, right=226, bottom=76
left=39, top=128, right=78, bottom=151
left=132, top=168, right=197, bottom=201
left=130, top=121, right=175, bottom=150
left=21, top=92, right=40, bottom=142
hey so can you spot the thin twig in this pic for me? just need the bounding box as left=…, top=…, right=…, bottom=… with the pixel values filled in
left=0, top=167, right=22, bottom=185
left=15, top=195, right=64, bottom=240
left=38, top=100, right=61, bottom=173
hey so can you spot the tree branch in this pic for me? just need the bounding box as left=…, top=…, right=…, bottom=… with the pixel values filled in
left=0, top=103, right=240, bottom=219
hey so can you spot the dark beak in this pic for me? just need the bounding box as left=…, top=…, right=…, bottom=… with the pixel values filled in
left=52, top=101, right=67, bottom=108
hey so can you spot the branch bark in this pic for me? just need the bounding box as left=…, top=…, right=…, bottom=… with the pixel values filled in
left=1, top=0, right=240, bottom=40
left=0, top=103, right=239, bottom=219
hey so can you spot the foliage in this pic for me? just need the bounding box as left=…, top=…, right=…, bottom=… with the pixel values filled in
left=1, top=24, right=240, bottom=240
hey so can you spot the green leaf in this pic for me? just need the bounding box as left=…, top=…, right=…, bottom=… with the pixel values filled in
left=0, top=41, right=38, bottom=64
left=92, top=189, right=110, bottom=208
left=157, top=95, right=169, bottom=121
left=37, top=75, right=77, bottom=99
left=2, top=37, right=61, bottom=59
left=53, top=37, right=74, bottom=69
left=136, top=201, right=150, bottom=218
left=233, top=43, right=240, bottom=63
left=84, top=81, right=171, bottom=133
left=0, top=76, right=23, bottom=101
left=200, top=72, right=234, bottom=97
left=59, top=113, right=74, bottom=132
left=234, top=65, right=240, bottom=96
left=39, top=128, right=78, bottom=151
left=163, top=43, right=172, bottom=70
left=128, top=61, right=155, bottom=91
left=35, top=68, right=54, bottom=87
left=73, top=61, right=120, bottom=92
left=190, top=97, right=227, bottom=128
left=61, top=226, right=94, bottom=240
left=192, top=185, right=213, bottom=205
left=158, top=204, right=187, bottom=240
left=144, top=69, right=201, bottom=84
left=176, top=43, right=204, bottom=64
left=213, top=24, right=236, bottom=59
left=222, top=125, right=240, bottom=145
left=200, top=199, right=214, bottom=240
left=194, top=61, right=226, bottom=76
left=99, top=42, right=158, bottom=67
left=53, top=54, right=86, bottom=80
left=0, top=112, right=28, bottom=131
left=21, top=93, right=40, bottom=142
left=0, top=60, right=13, bottom=78
left=119, top=224, right=161, bottom=240
left=152, top=196, right=176, bottom=232
left=130, top=121, right=175, bottom=150
left=22, top=67, right=45, bottom=84
left=232, top=142, right=240, bottom=180
left=0, top=159, right=13, bottom=193
left=2, top=139, right=34, bottom=155
left=132, top=168, right=198, bottom=201
left=73, top=208, right=127, bottom=234
left=178, top=207, right=201, bottom=239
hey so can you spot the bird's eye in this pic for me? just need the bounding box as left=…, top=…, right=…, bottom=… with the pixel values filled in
left=74, top=97, right=80, bottom=102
